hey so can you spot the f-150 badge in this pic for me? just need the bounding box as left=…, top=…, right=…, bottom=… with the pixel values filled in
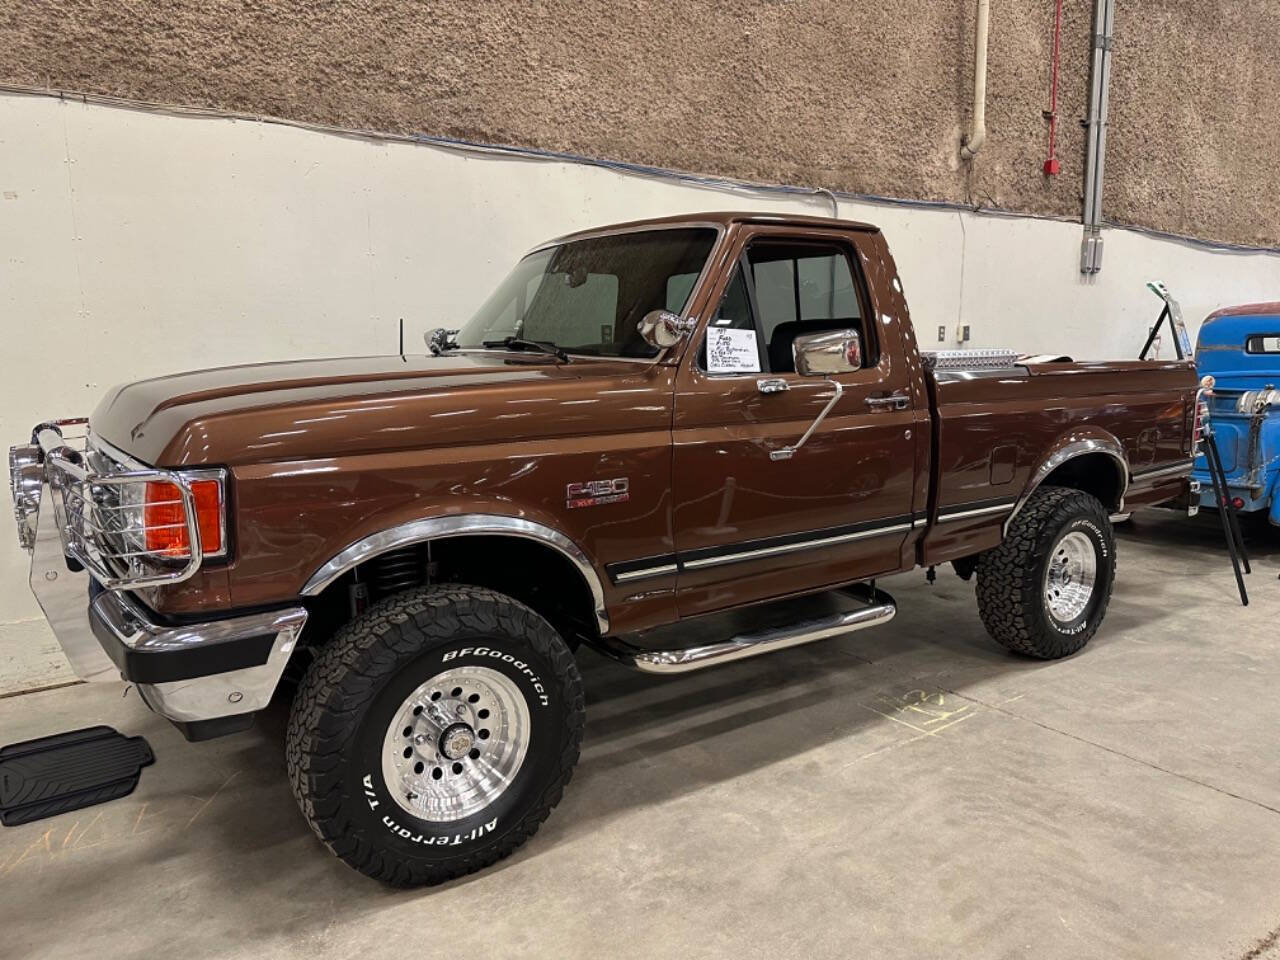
left=566, top=478, right=629, bottom=509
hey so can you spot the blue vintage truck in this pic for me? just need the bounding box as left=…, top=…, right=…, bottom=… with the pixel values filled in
left=1194, top=301, right=1280, bottom=524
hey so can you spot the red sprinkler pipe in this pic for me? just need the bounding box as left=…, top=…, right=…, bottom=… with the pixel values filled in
left=1044, top=0, right=1064, bottom=175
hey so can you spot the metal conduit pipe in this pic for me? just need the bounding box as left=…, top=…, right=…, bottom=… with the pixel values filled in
left=960, top=0, right=991, bottom=160
left=1081, top=0, right=1116, bottom=273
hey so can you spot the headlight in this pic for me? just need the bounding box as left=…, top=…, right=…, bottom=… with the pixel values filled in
left=8, top=443, right=42, bottom=551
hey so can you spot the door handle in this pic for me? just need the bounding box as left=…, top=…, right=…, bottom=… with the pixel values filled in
left=756, top=378, right=790, bottom=395
left=865, top=392, right=910, bottom=411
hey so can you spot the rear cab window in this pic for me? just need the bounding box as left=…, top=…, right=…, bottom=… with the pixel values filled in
left=1245, top=335, right=1280, bottom=354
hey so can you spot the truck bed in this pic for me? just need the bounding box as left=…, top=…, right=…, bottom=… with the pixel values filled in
left=917, top=357, right=1197, bottom=566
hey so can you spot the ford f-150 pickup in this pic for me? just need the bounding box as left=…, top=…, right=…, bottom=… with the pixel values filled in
left=9, top=212, right=1199, bottom=885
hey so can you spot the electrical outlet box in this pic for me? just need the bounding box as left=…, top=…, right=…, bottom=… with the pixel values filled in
left=960, top=325, right=971, bottom=342
left=937, top=325, right=946, bottom=342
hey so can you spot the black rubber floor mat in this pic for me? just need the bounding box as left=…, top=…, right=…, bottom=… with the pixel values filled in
left=0, top=725, right=154, bottom=826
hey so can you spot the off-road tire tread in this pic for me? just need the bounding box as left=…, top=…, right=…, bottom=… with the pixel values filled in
left=975, top=486, right=1115, bottom=659
left=286, top=584, right=584, bottom=887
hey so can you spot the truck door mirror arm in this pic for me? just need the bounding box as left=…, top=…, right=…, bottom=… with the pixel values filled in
left=758, top=329, right=864, bottom=460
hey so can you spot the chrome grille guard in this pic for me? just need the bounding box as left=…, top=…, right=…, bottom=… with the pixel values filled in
left=10, top=419, right=205, bottom=590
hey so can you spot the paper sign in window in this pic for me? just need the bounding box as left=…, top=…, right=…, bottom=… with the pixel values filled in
left=706, top=328, right=761, bottom=373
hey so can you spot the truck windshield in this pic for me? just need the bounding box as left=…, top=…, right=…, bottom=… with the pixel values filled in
left=455, top=228, right=717, bottom=358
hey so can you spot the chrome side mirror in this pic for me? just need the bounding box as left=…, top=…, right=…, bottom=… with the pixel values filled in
left=426, top=327, right=459, bottom=356
left=638, top=310, right=696, bottom=350
left=793, top=329, right=861, bottom=376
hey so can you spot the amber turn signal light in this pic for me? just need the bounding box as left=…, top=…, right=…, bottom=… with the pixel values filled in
left=144, top=479, right=223, bottom=557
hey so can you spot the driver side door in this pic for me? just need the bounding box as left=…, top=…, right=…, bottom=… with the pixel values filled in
left=670, top=225, right=920, bottom=618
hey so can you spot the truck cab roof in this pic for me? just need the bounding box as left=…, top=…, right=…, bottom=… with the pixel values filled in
left=553, top=211, right=880, bottom=244
left=1196, top=306, right=1280, bottom=384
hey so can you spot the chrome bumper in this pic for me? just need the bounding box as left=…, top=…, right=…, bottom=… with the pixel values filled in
left=90, top=589, right=307, bottom=725
left=12, top=421, right=307, bottom=731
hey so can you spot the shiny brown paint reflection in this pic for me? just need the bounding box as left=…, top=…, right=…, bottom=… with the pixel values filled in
left=88, top=212, right=1197, bottom=640
left=670, top=223, right=919, bottom=618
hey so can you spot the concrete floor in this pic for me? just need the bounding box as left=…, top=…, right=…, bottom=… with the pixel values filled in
left=1, top=510, right=1279, bottom=960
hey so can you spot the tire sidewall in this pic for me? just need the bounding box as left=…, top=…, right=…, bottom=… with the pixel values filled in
left=1034, top=506, right=1114, bottom=645
left=344, top=630, right=569, bottom=863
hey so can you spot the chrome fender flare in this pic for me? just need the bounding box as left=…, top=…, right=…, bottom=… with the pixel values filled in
left=299, top=514, right=610, bottom=635
left=1003, top=435, right=1129, bottom=536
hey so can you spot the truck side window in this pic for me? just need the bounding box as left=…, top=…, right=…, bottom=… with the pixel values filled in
left=747, top=242, right=868, bottom=374
left=712, top=267, right=752, bottom=330
left=666, top=272, right=699, bottom=313
left=698, top=266, right=769, bottom=372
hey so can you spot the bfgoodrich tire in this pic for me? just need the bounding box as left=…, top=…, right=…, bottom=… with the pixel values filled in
left=976, top=486, right=1116, bottom=659
left=286, top=585, right=584, bottom=886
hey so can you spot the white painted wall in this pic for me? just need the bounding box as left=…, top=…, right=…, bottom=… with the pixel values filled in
left=2, top=91, right=1279, bottom=690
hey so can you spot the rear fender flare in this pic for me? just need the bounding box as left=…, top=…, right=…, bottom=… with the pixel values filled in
left=1003, top=430, right=1129, bottom=535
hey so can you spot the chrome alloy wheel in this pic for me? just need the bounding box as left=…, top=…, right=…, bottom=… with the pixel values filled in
left=381, top=665, right=531, bottom=822
left=1043, top=530, right=1098, bottom=623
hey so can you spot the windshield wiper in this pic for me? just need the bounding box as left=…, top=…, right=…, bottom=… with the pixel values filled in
left=481, top=337, right=570, bottom=362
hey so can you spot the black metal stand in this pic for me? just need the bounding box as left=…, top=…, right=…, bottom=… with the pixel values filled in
left=1138, top=283, right=1246, bottom=600
left=1203, top=425, right=1250, bottom=605
left=1139, top=304, right=1187, bottom=361
left=1203, top=423, right=1251, bottom=575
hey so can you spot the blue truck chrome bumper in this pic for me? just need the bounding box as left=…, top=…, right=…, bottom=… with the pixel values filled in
left=1192, top=466, right=1270, bottom=512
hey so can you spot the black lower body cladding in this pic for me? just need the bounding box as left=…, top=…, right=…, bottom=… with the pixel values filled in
left=286, top=584, right=584, bottom=886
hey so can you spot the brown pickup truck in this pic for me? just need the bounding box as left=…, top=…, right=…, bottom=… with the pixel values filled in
left=9, top=212, right=1198, bottom=885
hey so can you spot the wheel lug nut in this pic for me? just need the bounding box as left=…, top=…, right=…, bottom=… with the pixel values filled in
left=415, top=734, right=429, bottom=745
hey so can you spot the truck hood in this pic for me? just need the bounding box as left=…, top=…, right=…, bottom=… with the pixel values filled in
left=91, top=352, right=665, bottom=466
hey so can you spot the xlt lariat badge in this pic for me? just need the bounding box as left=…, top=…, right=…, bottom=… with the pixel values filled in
left=566, top=478, right=629, bottom=509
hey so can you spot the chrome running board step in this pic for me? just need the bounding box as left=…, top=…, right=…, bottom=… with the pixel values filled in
left=595, top=586, right=896, bottom=674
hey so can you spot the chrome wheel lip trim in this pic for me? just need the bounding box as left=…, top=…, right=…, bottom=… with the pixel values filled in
left=300, top=514, right=610, bottom=635
left=1043, top=530, right=1098, bottom=623
left=381, top=665, right=531, bottom=824
left=1004, top=438, right=1130, bottom=536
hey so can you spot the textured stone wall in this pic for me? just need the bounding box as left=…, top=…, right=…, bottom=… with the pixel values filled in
left=1106, top=1, right=1280, bottom=246
left=3, top=0, right=1277, bottom=247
